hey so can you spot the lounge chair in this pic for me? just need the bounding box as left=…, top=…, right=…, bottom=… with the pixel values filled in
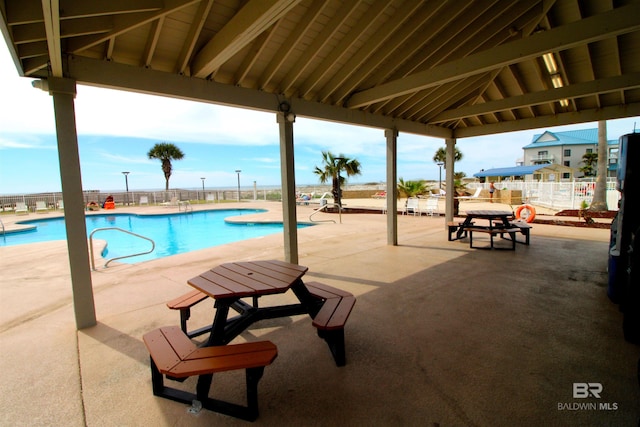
left=424, top=197, right=439, bottom=216
left=372, top=191, right=386, bottom=199
left=160, top=197, right=179, bottom=207
left=14, top=202, right=28, bottom=215
left=35, top=201, right=49, bottom=213
left=404, top=197, right=420, bottom=215
left=457, top=187, right=483, bottom=200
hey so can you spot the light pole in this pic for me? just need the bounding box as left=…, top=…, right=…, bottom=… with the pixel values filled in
left=436, top=162, right=444, bottom=190
left=122, top=171, right=130, bottom=205
left=235, top=170, right=241, bottom=202
left=201, top=177, right=206, bottom=201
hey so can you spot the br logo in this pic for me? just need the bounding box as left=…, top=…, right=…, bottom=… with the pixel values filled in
left=573, top=383, right=602, bottom=398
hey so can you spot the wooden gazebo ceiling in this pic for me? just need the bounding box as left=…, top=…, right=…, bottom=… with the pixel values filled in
left=2, top=0, right=639, bottom=139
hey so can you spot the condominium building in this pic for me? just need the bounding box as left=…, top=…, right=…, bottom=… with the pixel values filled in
left=522, top=128, right=618, bottom=178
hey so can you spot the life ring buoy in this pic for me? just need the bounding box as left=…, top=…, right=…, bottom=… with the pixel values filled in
left=515, top=204, right=536, bottom=223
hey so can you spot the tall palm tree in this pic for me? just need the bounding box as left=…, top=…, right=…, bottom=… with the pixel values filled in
left=589, top=120, right=608, bottom=211
left=313, top=151, right=362, bottom=207
left=432, top=146, right=463, bottom=169
left=147, top=142, right=185, bottom=190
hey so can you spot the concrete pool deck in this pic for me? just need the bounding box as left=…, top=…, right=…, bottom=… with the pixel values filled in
left=1, top=200, right=637, bottom=426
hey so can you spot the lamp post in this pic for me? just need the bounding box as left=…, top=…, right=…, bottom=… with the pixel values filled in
left=122, top=171, right=130, bottom=205
left=235, top=170, right=241, bottom=202
left=200, top=177, right=206, bottom=201
left=436, top=162, right=444, bottom=189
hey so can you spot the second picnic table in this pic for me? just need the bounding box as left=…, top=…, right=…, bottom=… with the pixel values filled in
left=455, top=209, right=524, bottom=249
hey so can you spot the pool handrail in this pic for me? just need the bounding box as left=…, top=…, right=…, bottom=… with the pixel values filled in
left=89, top=227, right=155, bottom=269
left=309, top=203, right=342, bottom=224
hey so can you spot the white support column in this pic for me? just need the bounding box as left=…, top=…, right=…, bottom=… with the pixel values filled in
left=385, top=128, right=398, bottom=245
left=277, top=110, right=298, bottom=264
left=46, top=77, right=97, bottom=329
left=445, top=138, right=456, bottom=224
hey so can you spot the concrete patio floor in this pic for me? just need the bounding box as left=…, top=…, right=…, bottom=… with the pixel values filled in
left=1, top=200, right=638, bottom=426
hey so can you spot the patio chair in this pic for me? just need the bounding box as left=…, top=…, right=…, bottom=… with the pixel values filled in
left=35, top=201, right=48, bottom=213
left=57, top=200, right=64, bottom=210
left=139, top=196, right=149, bottom=205
left=14, top=202, right=28, bottom=215
left=404, top=197, right=420, bottom=215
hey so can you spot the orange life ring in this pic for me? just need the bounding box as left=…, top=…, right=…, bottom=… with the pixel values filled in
left=515, top=204, right=536, bottom=223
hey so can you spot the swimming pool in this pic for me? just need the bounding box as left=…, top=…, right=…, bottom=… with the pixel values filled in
left=1, top=209, right=311, bottom=263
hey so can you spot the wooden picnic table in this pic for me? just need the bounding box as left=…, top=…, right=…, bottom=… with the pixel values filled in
left=450, top=210, right=530, bottom=250
left=185, top=260, right=356, bottom=365
left=187, top=260, right=315, bottom=346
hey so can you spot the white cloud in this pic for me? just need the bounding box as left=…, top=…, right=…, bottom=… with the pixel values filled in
left=74, top=86, right=277, bottom=145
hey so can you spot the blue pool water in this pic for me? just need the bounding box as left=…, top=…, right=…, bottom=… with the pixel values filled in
left=2, top=209, right=310, bottom=263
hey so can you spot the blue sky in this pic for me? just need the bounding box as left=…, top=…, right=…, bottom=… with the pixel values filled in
left=1, top=32, right=638, bottom=195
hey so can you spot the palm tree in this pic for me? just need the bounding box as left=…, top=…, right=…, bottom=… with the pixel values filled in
left=432, top=146, right=463, bottom=169
left=397, top=178, right=430, bottom=198
left=313, top=151, right=362, bottom=207
left=579, top=152, right=598, bottom=177
left=589, top=120, right=608, bottom=211
left=147, top=142, right=185, bottom=190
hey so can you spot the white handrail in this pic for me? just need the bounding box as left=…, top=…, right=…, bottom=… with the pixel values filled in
left=89, top=227, right=155, bottom=269
left=309, top=202, right=342, bottom=224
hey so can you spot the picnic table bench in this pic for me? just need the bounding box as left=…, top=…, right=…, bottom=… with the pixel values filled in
left=143, top=326, right=277, bottom=421
left=447, top=221, right=470, bottom=241
left=305, top=281, right=356, bottom=367
left=464, top=226, right=519, bottom=250
left=166, top=280, right=356, bottom=366
left=508, top=220, right=532, bottom=245
left=166, top=289, right=209, bottom=337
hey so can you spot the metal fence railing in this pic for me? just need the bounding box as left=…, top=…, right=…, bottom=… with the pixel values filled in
left=1, top=181, right=619, bottom=213
left=0, top=189, right=283, bottom=212
left=467, top=180, right=619, bottom=211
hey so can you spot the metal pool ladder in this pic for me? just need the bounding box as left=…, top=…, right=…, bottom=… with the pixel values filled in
left=89, top=227, right=155, bottom=269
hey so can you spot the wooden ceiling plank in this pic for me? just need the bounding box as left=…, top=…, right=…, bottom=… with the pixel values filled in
left=65, top=0, right=199, bottom=54
left=234, top=27, right=276, bottom=86
left=176, top=0, right=213, bottom=75
left=347, top=3, right=640, bottom=108
left=59, top=0, right=163, bottom=20
left=298, top=0, right=388, bottom=99
left=258, top=0, right=325, bottom=90
left=279, top=0, right=362, bottom=96
left=191, top=0, right=301, bottom=79
left=330, top=1, right=448, bottom=105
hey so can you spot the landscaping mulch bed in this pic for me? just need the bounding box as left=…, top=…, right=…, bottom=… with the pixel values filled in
left=532, top=209, right=616, bottom=229
left=555, top=210, right=617, bottom=218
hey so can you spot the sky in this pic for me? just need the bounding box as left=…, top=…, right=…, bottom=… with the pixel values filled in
left=0, top=32, right=638, bottom=195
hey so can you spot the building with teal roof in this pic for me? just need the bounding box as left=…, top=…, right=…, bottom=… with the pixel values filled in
left=522, top=128, right=619, bottom=178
